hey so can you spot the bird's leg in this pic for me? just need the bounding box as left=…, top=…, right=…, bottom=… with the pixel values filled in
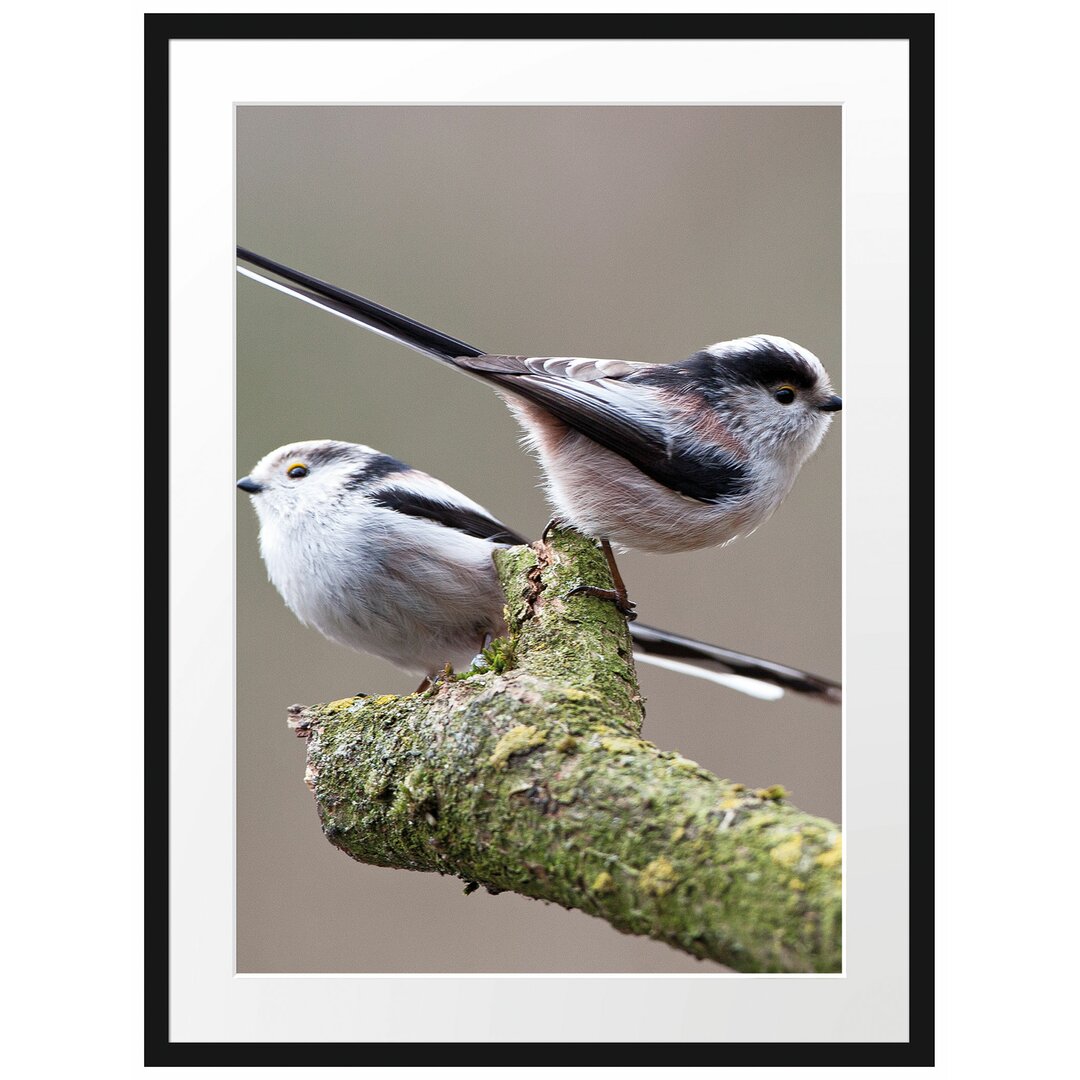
left=567, top=539, right=638, bottom=621
left=544, top=520, right=636, bottom=619
left=603, top=541, right=637, bottom=619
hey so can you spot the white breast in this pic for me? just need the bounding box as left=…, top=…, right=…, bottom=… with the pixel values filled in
left=258, top=505, right=509, bottom=676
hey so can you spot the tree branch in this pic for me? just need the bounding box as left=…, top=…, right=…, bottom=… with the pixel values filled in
left=293, top=528, right=842, bottom=972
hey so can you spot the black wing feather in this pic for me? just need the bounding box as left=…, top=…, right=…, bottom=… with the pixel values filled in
left=370, top=489, right=527, bottom=546
left=466, top=364, right=748, bottom=503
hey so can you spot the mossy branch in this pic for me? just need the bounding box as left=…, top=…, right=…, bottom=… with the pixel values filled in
left=294, top=528, right=842, bottom=972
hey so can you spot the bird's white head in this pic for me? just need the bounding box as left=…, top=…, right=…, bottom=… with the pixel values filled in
left=699, top=335, right=841, bottom=468
left=236, top=439, right=406, bottom=524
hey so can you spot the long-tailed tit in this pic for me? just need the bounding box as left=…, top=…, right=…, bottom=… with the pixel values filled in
left=237, top=439, right=841, bottom=704
left=237, top=248, right=841, bottom=617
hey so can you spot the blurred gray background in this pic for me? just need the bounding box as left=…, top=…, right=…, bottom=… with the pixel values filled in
left=236, top=105, right=841, bottom=973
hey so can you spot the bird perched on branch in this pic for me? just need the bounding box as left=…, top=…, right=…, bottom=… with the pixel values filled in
left=236, top=248, right=841, bottom=618
left=237, top=439, right=841, bottom=704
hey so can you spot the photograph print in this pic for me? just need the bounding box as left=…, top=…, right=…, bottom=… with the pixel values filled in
left=235, top=103, right=843, bottom=975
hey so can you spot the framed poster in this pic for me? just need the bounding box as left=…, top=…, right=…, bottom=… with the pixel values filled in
left=149, top=12, right=932, bottom=1064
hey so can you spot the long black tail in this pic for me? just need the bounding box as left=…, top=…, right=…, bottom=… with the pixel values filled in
left=629, top=623, right=841, bottom=705
left=237, top=247, right=484, bottom=364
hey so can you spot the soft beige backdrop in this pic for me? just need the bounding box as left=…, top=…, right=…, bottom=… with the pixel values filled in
left=236, top=105, right=841, bottom=973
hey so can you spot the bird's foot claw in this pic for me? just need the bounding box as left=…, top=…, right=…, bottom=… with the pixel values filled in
left=565, top=584, right=638, bottom=621
left=541, top=517, right=568, bottom=542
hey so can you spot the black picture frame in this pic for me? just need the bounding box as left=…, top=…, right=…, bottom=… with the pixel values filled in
left=146, top=12, right=934, bottom=1066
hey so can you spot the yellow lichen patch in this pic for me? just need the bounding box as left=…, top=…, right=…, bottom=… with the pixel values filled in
left=816, top=835, right=843, bottom=869
left=371, top=695, right=398, bottom=707
left=558, top=688, right=603, bottom=703
left=326, top=697, right=357, bottom=711
left=770, top=834, right=803, bottom=868
left=670, top=825, right=686, bottom=843
left=639, top=856, right=678, bottom=897
left=600, top=735, right=648, bottom=755
left=591, top=870, right=615, bottom=894
left=488, top=725, right=547, bottom=770
left=755, top=784, right=790, bottom=802
left=719, top=796, right=741, bottom=811
left=746, top=813, right=781, bottom=831
left=555, top=734, right=578, bottom=754
left=671, top=755, right=703, bottom=771
left=788, top=878, right=806, bottom=891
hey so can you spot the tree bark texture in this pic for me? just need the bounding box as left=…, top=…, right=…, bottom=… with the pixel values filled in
left=295, top=528, right=842, bottom=972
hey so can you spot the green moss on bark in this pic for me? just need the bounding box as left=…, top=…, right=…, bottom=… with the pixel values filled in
left=297, top=527, right=842, bottom=972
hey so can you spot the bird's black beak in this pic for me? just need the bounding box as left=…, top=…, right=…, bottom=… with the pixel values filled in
left=236, top=476, right=264, bottom=494
left=820, top=395, right=843, bottom=412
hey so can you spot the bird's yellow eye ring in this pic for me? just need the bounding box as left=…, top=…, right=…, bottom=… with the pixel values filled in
left=287, top=463, right=309, bottom=479
left=774, top=386, right=797, bottom=405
